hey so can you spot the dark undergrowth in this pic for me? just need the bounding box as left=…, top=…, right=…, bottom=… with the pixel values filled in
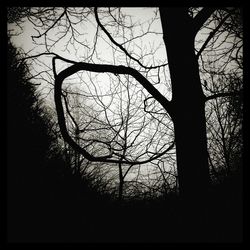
left=7, top=155, right=242, bottom=243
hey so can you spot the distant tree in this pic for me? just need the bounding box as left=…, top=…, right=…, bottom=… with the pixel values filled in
left=206, top=73, right=243, bottom=181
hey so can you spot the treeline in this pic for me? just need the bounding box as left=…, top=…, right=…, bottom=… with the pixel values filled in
left=7, top=39, right=115, bottom=242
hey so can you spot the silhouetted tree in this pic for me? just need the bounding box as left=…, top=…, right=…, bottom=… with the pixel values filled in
left=7, top=7, right=243, bottom=202
left=206, top=73, right=243, bottom=182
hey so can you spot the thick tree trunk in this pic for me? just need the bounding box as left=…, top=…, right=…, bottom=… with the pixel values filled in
left=160, top=8, right=210, bottom=199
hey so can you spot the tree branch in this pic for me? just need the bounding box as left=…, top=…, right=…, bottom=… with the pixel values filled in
left=22, top=52, right=77, bottom=65
left=192, top=7, right=217, bottom=35
left=56, top=61, right=173, bottom=115
left=54, top=60, right=173, bottom=165
left=205, top=90, right=242, bottom=102
left=94, top=7, right=167, bottom=70
left=62, top=93, right=79, bottom=131
left=31, top=7, right=67, bottom=40
left=196, top=11, right=232, bottom=58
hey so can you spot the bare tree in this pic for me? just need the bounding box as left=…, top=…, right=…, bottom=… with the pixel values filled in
left=196, top=7, right=243, bottom=183
left=57, top=60, right=175, bottom=200
left=8, top=7, right=243, bottom=200
left=205, top=72, right=243, bottom=182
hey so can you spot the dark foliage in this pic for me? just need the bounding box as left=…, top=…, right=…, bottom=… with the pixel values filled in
left=7, top=39, right=57, bottom=241
left=7, top=40, right=106, bottom=242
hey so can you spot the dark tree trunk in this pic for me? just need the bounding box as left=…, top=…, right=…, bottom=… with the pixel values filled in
left=118, top=179, right=124, bottom=201
left=160, top=8, right=210, bottom=199
left=118, top=163, right=124, bottom=201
